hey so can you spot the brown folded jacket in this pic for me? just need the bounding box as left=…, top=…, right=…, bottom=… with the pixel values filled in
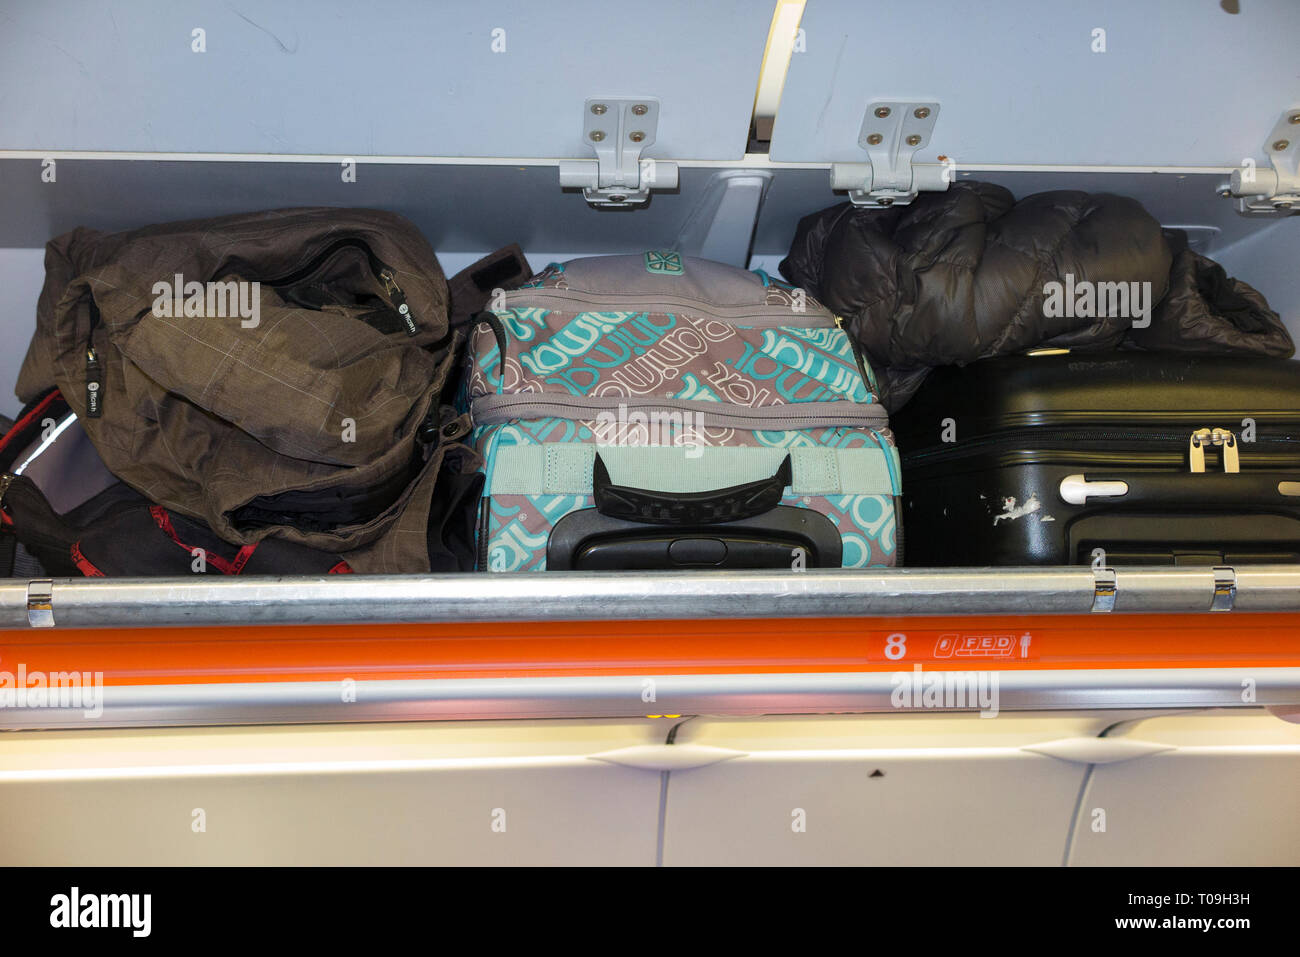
left=16, top=207, right=474, bottom=573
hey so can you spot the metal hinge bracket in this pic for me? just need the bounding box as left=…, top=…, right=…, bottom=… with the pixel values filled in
left=830, top=101, right=950, bottom=207
left=1223, top=108, right=1300, bottom=216
left=558, top=98, right=679, bottom=208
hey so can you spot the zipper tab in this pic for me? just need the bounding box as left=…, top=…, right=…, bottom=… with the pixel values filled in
left=381, top=269, right=419, bottom=337
left=1191, top=427, right=1240, bottom=474
left=85, top=346, right=103, bottom=418
left=1212, top=427, right=1241, bottom=473
left=1189, top=428, right=1209, bottom=472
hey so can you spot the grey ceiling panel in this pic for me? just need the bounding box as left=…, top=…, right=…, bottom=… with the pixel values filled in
left=0, top=0, right=773, bottom=160
left=772, top=0, right=1300, bottom=167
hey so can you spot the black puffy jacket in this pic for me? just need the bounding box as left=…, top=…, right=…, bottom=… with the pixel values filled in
left=781, top=182, right=1292, bottom=409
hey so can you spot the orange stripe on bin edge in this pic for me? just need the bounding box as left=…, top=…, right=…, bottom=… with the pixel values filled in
left=0, top=614, right=1298, bottom=686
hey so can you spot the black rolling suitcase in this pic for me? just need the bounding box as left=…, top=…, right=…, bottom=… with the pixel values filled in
left=892, top=353, right=1300, bottom=566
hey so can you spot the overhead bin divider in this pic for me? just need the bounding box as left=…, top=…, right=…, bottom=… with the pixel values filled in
left=1224, top=109, right=1300, bottom=216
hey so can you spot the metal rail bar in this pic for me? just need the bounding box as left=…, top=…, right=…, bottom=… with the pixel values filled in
left=4, top=565, right=1299, bottom=629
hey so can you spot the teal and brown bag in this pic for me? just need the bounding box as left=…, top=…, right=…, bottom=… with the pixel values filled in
left=464, top=252, right=902, bottom=571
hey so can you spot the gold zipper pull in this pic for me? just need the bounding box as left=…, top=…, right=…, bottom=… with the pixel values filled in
left=1212, top=428, right=1241, bottom=473
left=1189, top=428, right=1210, bottom=473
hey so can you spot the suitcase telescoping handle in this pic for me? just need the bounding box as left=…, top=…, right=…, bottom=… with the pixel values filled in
left=593, top=453, right=792, bottom=525
left=1060, top=472, right=1300, bottom=506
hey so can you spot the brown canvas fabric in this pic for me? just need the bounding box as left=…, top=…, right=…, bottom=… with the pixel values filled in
left=16, top=207, right=465, bottom=572
left=445, top=244, right=532, bottom=326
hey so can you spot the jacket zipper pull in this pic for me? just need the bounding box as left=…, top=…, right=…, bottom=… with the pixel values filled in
left=381, top=268, right=419, bottom=337
left=85, top=346, right=103, bottom=418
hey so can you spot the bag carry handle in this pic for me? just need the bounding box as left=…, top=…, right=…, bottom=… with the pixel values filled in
left=546, top=504, right=843, bottom=570
left=1060, top=471, right=1300, bottom=507
left=593, top=453, right=792, bottom=526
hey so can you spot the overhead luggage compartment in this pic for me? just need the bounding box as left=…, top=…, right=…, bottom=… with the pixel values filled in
left=1, top=0, right=1299, bottom=729
left=771, top=0, right=1300, bottom=169
left=0, top=0, right=772, bottom=160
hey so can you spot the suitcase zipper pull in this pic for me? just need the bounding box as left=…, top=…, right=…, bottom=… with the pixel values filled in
left=1189, top=428, right=1208, bottom=472
left=1211, top=427, right=1240, bottom=473
left=380, top=268, right=419, bottom=337
left=85, top=346, right=103, bottom=418
left=1188, top=427, right=1240, bottom=474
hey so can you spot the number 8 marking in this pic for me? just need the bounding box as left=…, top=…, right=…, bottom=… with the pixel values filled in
left=884, top=633, right=907, bottom=660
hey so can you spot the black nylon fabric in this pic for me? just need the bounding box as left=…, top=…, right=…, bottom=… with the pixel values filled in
left=780, top=182, right=1293, bottom=410
left=2, top=474, right=356, bottom=577
left=1136, top=230, right=1294, bottom=356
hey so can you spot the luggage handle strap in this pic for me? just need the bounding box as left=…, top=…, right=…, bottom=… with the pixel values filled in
left=593, top=453, right=791, bottom=526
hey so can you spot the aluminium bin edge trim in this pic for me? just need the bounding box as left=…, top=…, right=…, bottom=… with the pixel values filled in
left=1, top=667, right=1298, bottom=730
left=3, top=566, right=1300, bottom=628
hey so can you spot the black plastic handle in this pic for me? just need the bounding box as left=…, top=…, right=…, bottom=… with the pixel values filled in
left=593, top=453, right=792, bottom=526
left=1083, top=471, right=1300, bottom=507
left=547, top=504, right=843, bottom=570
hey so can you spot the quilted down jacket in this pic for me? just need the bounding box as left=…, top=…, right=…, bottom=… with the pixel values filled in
left=780, top=181, right=1293, bottom=410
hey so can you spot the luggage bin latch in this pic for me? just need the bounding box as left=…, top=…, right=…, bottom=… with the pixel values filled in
left=1222, top=109, right=1300, bottom=216
left=831, top=101, right=949, bottom=207
left=1211, top=567, right=1237, bottom=612
left=26, top=579, right=54, bottom=629
left=1091, top=567, right=1117, bottom=613
left=558, top=98, right=679, bottom=208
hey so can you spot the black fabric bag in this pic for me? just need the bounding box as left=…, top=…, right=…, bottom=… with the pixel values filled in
left=0, top=388, right=79, bottom=578
left=3, top=474, right=357, bottom=577
left=1, top=389, right=484, bottom=577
